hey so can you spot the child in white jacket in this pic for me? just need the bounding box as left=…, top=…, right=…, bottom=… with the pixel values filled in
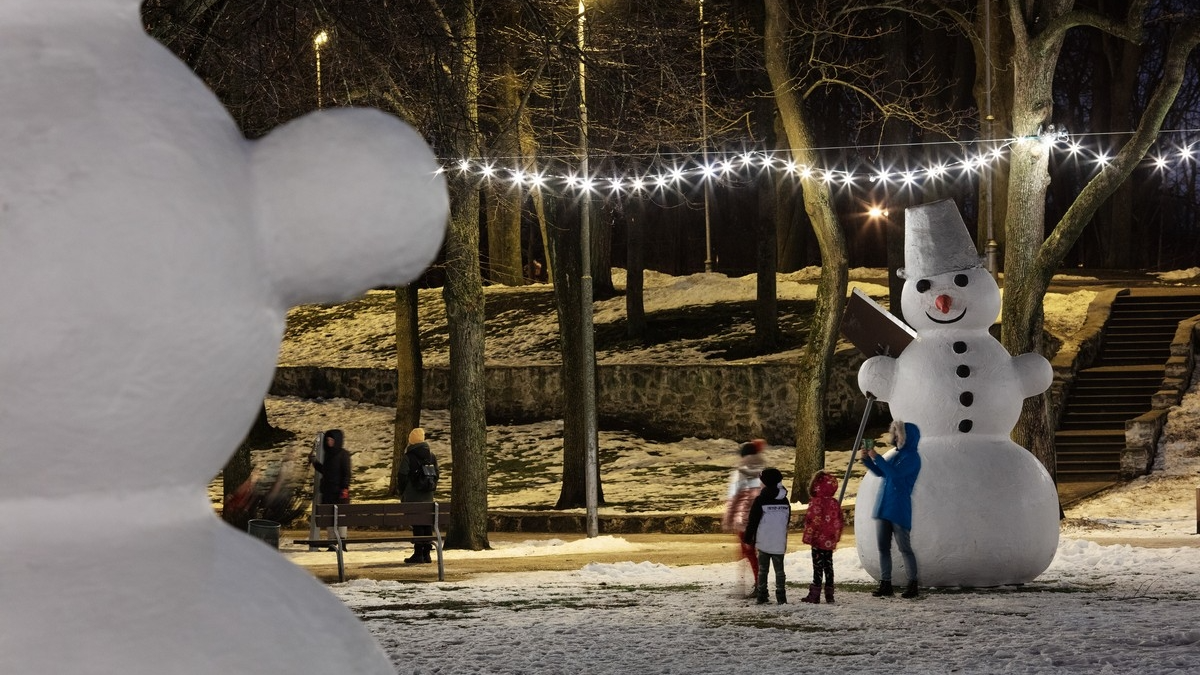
left=742, top=467, right=791, bottom=604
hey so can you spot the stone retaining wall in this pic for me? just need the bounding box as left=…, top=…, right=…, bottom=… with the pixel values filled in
left=271, top=347, right=874, bottom=441
left=485, top=507, right=855, bottom=534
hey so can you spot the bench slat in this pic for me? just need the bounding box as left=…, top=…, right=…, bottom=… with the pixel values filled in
left=310, top=514, right=439, bottom=529
left=294, top=536, right=440, bottom=546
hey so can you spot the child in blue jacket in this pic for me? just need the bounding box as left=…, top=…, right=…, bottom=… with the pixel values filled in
left=861, top=420, right=922, bottom=599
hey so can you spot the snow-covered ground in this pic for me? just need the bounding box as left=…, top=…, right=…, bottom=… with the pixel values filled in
left=261, top=269, right=1200, bottom=675
left=279, top=375, right=1200, bottom=675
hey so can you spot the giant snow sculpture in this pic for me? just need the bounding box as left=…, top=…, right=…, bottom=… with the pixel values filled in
left=0, top=3, right=447, bottom=673
left=855, top=199, right=1059, bottom=587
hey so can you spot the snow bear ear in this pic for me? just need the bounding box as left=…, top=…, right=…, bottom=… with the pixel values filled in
left=252, top=108, right=447, bottom=308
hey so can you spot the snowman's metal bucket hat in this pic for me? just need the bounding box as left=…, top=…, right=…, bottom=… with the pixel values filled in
left=897, top=199, right=985, bottom=279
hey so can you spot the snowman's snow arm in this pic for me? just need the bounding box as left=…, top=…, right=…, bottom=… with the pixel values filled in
left=1013, top=352, right=1053, bottom=399
left=857, top=354, right=897, bottom=402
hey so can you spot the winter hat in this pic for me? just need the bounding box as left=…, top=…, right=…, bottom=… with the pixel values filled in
left=897, top=199, right=984, bottom=279
left=759, top=467, right=783, bottom=489
left=408, top=427, right=425, bottom=445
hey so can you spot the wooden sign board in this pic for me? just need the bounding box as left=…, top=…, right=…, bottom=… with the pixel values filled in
left=840, top=287, right=918, bottom=358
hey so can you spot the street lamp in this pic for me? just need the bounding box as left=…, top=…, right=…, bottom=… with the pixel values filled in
left=700, top=0, right=714, bottom=273
left=982, top=2, right=999, bottom=281
left=313, top=30, right=329, bottom=109
left=577, top=0, right=599, bottom=539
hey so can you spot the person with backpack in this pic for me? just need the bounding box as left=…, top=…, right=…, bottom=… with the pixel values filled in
left=398, top=427, right=439, bottom=564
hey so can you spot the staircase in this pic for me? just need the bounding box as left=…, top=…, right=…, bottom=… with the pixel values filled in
left=1055, top=292, right=1200, bottom=482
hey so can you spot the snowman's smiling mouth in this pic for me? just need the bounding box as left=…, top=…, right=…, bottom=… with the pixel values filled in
left=927, top=309, right=966, bottom=324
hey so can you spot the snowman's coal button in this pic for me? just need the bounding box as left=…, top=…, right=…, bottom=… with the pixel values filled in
left=956, top=364, right=971, bottom=378
left=958, top=419, right=973, bottom=432
left=953, top=341, right=967, bottom=354
left=960, top=391, right=974, bottom=406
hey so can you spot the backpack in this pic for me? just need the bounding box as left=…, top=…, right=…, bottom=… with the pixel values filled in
left=408, top=451, right=439, bottom=493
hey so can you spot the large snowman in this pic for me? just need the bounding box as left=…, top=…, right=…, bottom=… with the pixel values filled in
left=0, top=2, right=447, bottom=674
left=855, top=199, right=1059, bottom=588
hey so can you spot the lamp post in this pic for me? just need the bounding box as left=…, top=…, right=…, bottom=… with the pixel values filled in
left=982, top=2, right=999, bottom=281
left=313, top=30, right=329, bottom=109
left=700, top=0, right=713, bottom=273
left=577, top=0, right=599, bottom=539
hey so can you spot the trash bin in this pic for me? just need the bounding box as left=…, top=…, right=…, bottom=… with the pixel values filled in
left=247, top=519, right=281, bottom=549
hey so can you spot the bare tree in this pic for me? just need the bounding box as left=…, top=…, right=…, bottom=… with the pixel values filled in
left=760, top=0, right=967, bottom=501
left=989, top=0, right=1200, bottom=475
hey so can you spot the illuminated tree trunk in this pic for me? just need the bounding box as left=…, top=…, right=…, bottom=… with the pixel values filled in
left=763, top=0, right=849, bottom=503
left=999, top=1, right=1200, bottom=478
left=440, top=0, right=489, bottom=550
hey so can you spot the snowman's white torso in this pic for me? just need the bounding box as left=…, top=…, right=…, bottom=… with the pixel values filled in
left=887, top=329, right=1026, bottom=438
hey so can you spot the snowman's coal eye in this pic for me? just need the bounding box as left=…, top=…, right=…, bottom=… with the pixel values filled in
left=916, top=279, right=931, bottom=293
left=954, top=274, right=969, bottom=287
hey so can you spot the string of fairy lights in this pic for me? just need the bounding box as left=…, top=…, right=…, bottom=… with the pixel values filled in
left=435, top=127, right=1199, bottom=207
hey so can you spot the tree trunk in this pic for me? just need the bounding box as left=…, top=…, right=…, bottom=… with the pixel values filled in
left=752, top=75, right=780, bottom=352
left=443, top=174, right=490, bottom=550
left=593, top=205, right=616, bottom=300
left=754, top=166, right=779, bottom=353
left=485, top=57, right=526, bottom=286
left=549, top=196, right=604, bottom=509
left=1097, top=30, right=1142, bottom=268
left=999, top=3, right=1199, bottom=479
left=441, top=0, right=489, bottom=550
left=391, top=284, right=422, bottom=496
left=763, top=0, right=848, bottom=503
left=972, top=0, right=1014, bottom=261
left=625, top=200, right=646, bottom=339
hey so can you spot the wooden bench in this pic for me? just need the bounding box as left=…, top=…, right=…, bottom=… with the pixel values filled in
left=293, top=501, right=450, bottom=582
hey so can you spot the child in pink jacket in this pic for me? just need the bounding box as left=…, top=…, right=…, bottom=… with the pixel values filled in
left=800, top=470, right=844, bottom=604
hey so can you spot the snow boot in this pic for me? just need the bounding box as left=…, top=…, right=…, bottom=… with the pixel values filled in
left=824, top=583, right=835, bottom=604
left=403, top=549, right=425, bottom=564
left=799, top=584, right=821, bottom=604
left=776, top=588, right=788, bottom=605
left=871, top=580, right=894, bottom=597
left=901, top=580, right=919, bottom=599
left=755, top=586, right=769, bottom=604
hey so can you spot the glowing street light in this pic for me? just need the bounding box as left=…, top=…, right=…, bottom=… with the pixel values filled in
left=313, top=30, right=329, bottom=109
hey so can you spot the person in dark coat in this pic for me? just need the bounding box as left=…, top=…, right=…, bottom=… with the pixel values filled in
left=743, top=467, right=791, bottom=605
left=861, top=420, right=922, bottom=599
left=397, top=427, right=438, bottom=564
left=309, top=429, right=351, bottom=549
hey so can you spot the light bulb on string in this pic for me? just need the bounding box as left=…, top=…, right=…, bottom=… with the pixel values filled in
left=432, top=128, right=1198, bottom=199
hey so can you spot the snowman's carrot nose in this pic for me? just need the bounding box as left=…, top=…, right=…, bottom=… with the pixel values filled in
left=935, top=294, right=953, bottom=313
